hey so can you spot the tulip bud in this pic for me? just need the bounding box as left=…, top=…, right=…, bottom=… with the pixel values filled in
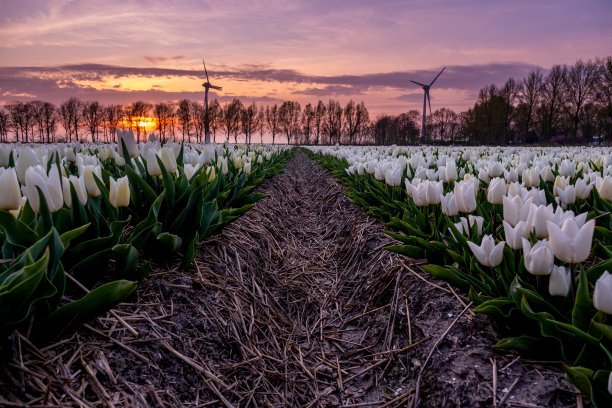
left=522, top=238, right=554, bottom=275
left=487, top=177, right=506, bottom=205
left=503, top=220, right=527, bottom=250
left=109, top=176, right=130, bottom=208
left=0, top=168, right=23, bottom=211
left=549, top=265, right=571, bottom=297
left=593, top=271, right=612, bottom=314
left=81, top=165, right=102, bottom=197
left=597, top=175, right=612, bottom=201
left=24, top=165, right=53, bottom=213
left=160, top=146, right=177, bottom=174
left=208, top=166, right=216, bottom=183
left=440, top=191, right=458, bottom=216
left=15, top=148, right=41, bottom=185
left=117, top=130, right=139, bottom=158
left=146, top=149, right=161, bottom=176
left=454, top=181, right=477, bottom=213
left=244, top=162, right=252, bottom=175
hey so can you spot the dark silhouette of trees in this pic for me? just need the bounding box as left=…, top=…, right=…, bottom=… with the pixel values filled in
left=265, top=104, right=280, bottom=145
left=0, top=108, right=9, bottom=142
left=343, top=100, right=369, bottom=144
left=278, top=100, right=301, bottom=145
left=177, top=99, right=192, bottom=142
left=222, top=99, right=243, bottom=143
left=241, top=102, right=259, bottom=144
left=208, top=100, right=221, bottom=143
left=83, top=101, right=103, bottom=141
left=313, top=101, right=326, bottom=145
left=153, top=102, right=173, bottom=143
left=191, top=102, right=205, bottom=143
left=324, top=100, right=343, bottom=145
left=564, top=59, right=599, bottom=143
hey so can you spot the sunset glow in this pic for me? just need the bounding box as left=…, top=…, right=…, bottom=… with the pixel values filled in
left=0, top=1, right=611, bottom=117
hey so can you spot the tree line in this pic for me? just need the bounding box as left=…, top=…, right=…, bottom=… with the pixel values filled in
left=0, top=56, right=610, bottom=145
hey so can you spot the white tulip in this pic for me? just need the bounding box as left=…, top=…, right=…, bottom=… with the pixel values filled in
left=575, top=178, right=593, bottom=200
left=593, top=271, right=612, bottom=315
left=487, top=177, right=506, bottom=204
left=467, top=235, right=505, bottom=267
left=554, top=185, right=576, bottom=205
left=522, top=238, right=554, bottom=275
left=546, top=217, right=595, bottom=263
left=503, top=220, right=527, bottom=250
left=454, top=181, right=477, bottom=213
left=160, top=147, right=177, bottom=174
left=459, top=215, right=484, bottom=237
left=440, top=191, right=458, bottom=216
left=81, top=165, right=102, bottom=197
left=109, top=176, right=130, bottom=208
left=24, top=166, right=54, bottom=213
left=15, top=148, right=40, bottom=184
left=62, top=175, right=87, bottom=207
left=117, top=130, right=139, bottom=158
left=526, top=204, right=554, bottom=238
left=549, top=265, right=571, bottom=297
left=146, top=149, right=161, bottom=176
left=0, top=168, right=23, bottom=211
left=597, top=175, right=612, bottom=201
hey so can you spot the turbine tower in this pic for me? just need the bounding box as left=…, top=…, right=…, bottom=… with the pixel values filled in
left=410, top=67, right=445, bottom=142
left=202, top=59, right=222, bottom=144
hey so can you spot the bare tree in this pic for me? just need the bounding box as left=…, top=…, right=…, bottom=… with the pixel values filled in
left=265, top=104, right=280, bottom=145
left=324, top=100, right=342, bottom=144
left=105, top=105, right=123, bottom=143
left=517, top=70, right=543, bottom=142
left=30, top=101, right=46, bottom=142
left=154, top=102, right=173, bottom=143
left=130, top=101, right=151, bottom=143
left=240, top=102, right=258, bottom=144
left=208, top=100, right=221, bottom=143
left=539, top=65, right=567, bottom=141
left=0, top=108, right=9, bottom=142
left=256, top=106, right=265, bottom=144
left=222, top=99, right=243, bottom=143
left=499, top=78, right=521, bottom=143
left=344, top=100, right=369, bottom=144
left=191, top=102, right=205, bottom=143
left=41, top=102, right=57, bottom=143
left=301, top=103, right=314, bottom=144
left=82, top=101, right=103, bottom=141
left=64, top=97, right=83, bottom=142
left=564, top=59, right=599, bottom=143
left=278, top=100, right=301, bottom=145
left=177, top=99, right=192, bottom=143
left=313, top=101, right=326, bottom=145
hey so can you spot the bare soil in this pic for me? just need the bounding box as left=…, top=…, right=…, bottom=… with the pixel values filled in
left=1, top=150, right=581, bottom=407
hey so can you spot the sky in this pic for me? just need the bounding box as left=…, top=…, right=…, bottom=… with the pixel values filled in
left=0, top=0, right=611, bottom=118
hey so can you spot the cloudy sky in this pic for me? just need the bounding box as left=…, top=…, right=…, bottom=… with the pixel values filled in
left=1, top=0, right=610, bottom=116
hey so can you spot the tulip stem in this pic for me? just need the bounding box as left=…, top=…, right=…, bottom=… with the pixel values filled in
left=569, top=263, right=576, bottom=304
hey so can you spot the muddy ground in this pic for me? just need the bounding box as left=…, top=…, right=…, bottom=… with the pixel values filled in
left=1, top=150, right=580, bottom=407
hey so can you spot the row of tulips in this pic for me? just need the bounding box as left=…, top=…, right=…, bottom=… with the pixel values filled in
left=306, top=145, right=612, bottom=407
left=0, top=131, right=293, bottom=341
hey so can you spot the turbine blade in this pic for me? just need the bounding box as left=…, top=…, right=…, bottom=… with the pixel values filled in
left=210, top=85, right=222, bottom=91
left=410, top=80, right=427, bottom=87
left=427, top=91, right=432, bottom=116
left=429, top=66, right=446, bottom=87
left=203, top=59, right=210, bottom=82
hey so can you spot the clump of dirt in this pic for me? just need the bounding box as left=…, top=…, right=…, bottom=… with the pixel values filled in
left=0, top=150, right=579, bottom=407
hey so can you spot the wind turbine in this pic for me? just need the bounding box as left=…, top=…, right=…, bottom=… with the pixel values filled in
left=410, top=67, right=445, bottom=142
left=202, top=59, right=222, bottom=144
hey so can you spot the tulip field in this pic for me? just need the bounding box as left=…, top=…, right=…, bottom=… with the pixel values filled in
left=307, top=145, right=612, bottom=407
left=0, top=133, right=292, bottom=341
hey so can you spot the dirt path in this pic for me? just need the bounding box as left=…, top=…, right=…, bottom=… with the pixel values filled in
left=1, top=150, right=578, bottom=407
